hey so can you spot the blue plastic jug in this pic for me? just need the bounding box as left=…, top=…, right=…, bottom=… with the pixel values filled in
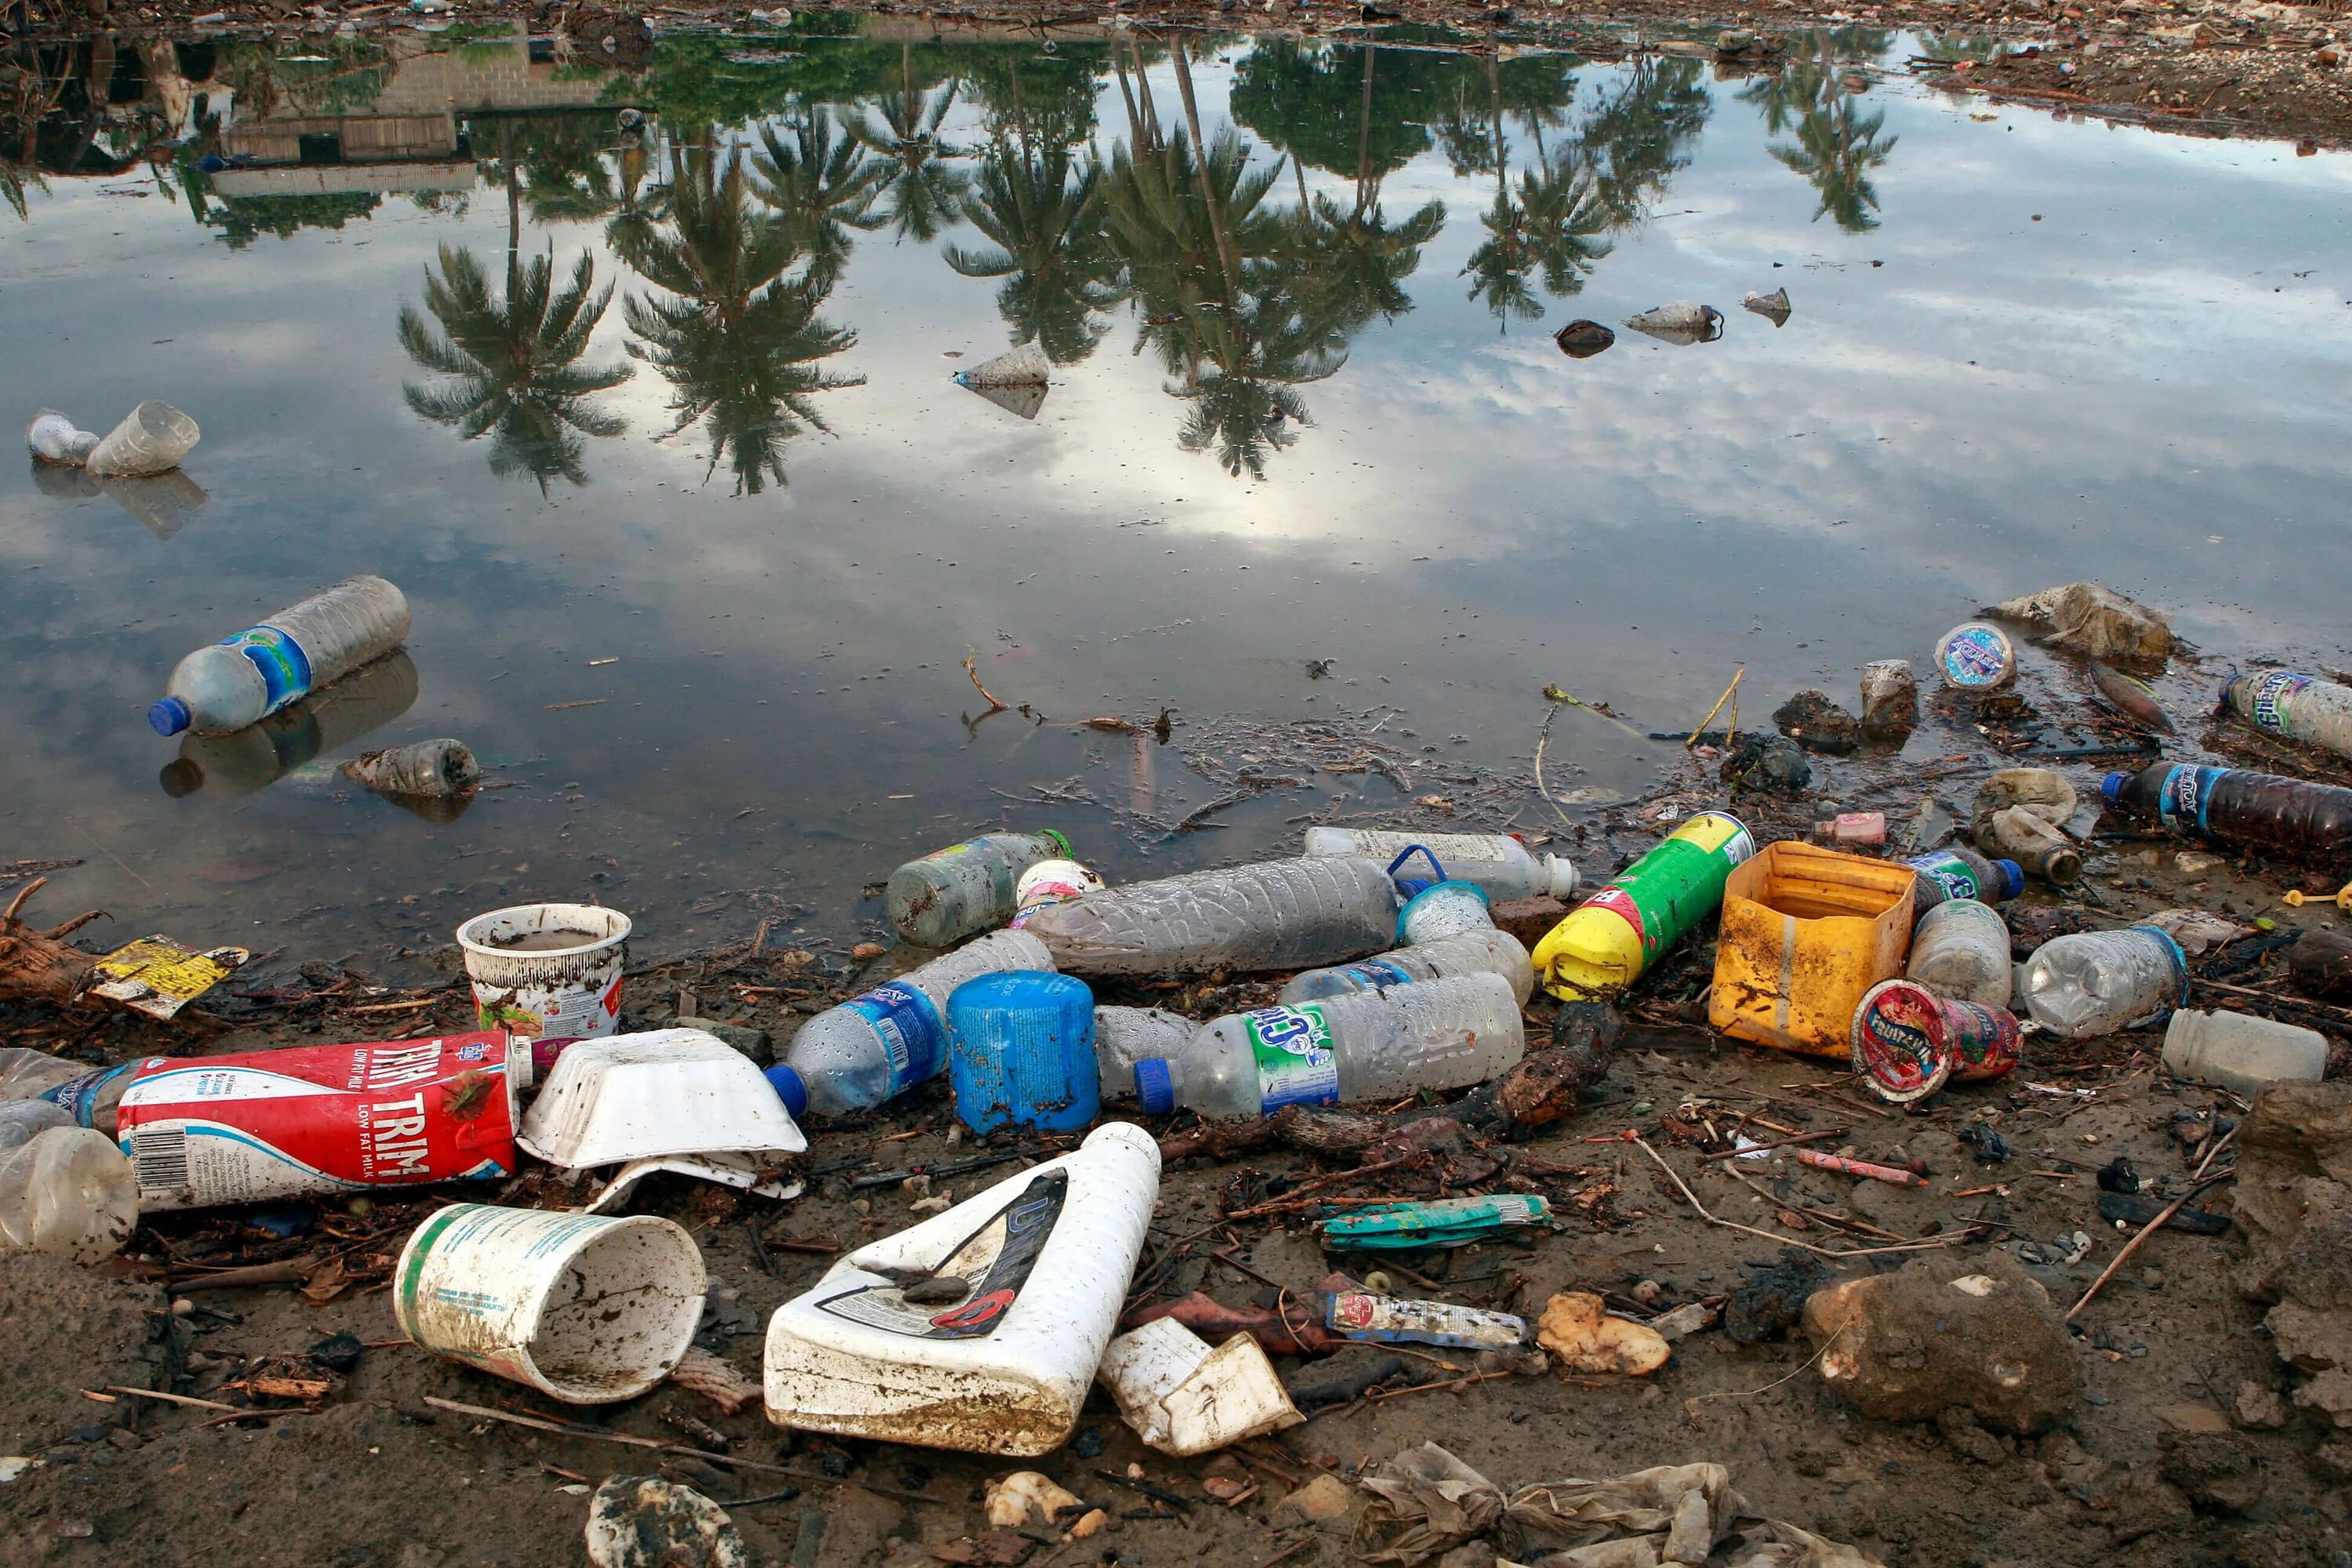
left=946, top=971, right=1098, bottom=1134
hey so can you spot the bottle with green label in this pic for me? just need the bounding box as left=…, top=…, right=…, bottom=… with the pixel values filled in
left=1133, top=972, right=1523, bottom=1117
left=1530, top=811, right=1754, bottom=1001
left=886, top=830, right=1073, bottom=947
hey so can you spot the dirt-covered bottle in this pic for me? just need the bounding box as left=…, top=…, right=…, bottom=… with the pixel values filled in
left=1904, top=847, right=2024, bottom=913
left=2222, top=670, right=2352, bottom=764
left=885, top=831, right=1072, bottom=946
left=2020, top=927, right=2187, bottom=1039
left=1025, top=857, right=1397, bottom=977
left=1530, top=812, right=1754, bottom=1000
left=2102, top=763, right=2352, bottom=865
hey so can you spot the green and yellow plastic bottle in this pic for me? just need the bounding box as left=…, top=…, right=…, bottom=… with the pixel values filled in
left=1531, top=811, right=1755, bottom=1000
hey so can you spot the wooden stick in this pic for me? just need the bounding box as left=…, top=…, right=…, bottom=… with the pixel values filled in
left=420, top=1397, right=942, bottom=1503
left=1218, top=1155, right=1418, bottom=1220
left=1633, top=1138, right=1958, bottom=1261
left=1700, top=1129, right=1845, bottom=1162
left=1360, top=1368, right=1520, bottom=1402
left=101, top=1385, right=238, bottom=1413
left=2067, top=1172, right=2234, bottom=1323
left=1688, top=666, right=1745, bottom=750
left=341, top=997, right=438, bottom=1015
left=171, top=1258, right=316, bottom=1290
left=1249, top=1537, right=1315, bottom=1568
left=961, top=654, right=1009, bottom=713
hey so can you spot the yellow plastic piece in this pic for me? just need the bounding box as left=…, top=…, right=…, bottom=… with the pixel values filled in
left=1534, top=905, right=1650, bottom=1000
left=2284, top=884, right=2352, bottom=912
left=1707, top=841, right=1915, bottom=1058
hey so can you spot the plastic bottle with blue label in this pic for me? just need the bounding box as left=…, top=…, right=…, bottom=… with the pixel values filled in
left=1935, top=622, right=2017, bottom=692
left=2223, top=670, right=2352, bottom=764
left=1904, top=847, right=2024, bottom=913
left=149, top=575, right=411, bottom=737
left=775, top=930, right=1052, bottom=1116
left=1278, top=928, right=1533, bottom=1005
left=2101, top=762, right=2352, bottom=863
left=1133, top=971, right=1524, bottom=1118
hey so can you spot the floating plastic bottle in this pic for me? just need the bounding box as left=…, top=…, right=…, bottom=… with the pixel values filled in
left=1530, top=812, right=1755, bottom=1001
left=1279, top=928, right=1533, bottom=1006
left=0, top=1127, right=138, bottom=1262
left=886, top=831, right=1072, bottom=947
left=1979, top=805, right=2083, bottom=885
left=1300, top=829, right=1578, bottom=899
left=2223, top=670, right=2352, bottom=764
left=2020, top=927, right=2187, bottom=1040
left=1094, top=1007, right=1195, bottom=1099
left=1936, top=622, right=2017, bottom=692
left=1024, top=857, right=1397, bottom=977
left=776, top=931, right=1051, bottom=1116
left=1133, top=972, right=1524, bottom=1118
left=160, top=650, right=419, bottom=800
left=149, top=575, right=411, bottom=738
left=1904, top=846, right=2024, bottom=912
left=88, top=400, right=201, bottom=477
left=1904, top=899, right=2014, bottom=1009
left=2161, top=1009, right=2328, bottom=1095
left=2102, top=763, right=2352, bottom=864
left=25, top=410, right=100, bottom=465
left=947, top=972, right=1099, bottom=1135
left=1009, top=858, right=1102, bottom=931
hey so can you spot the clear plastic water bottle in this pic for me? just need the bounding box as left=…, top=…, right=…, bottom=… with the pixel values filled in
left=149, top=575, right=412, bottom=738
left=1301, top=829, right=1578, bottom=899
left=775, top=930, right=1051, bottom=1116
left=0, top=1127, right=138, bottom=1262
left=2223, top=670, right=2352, bottom=764
left=2162, top=1009, right=2327, bottom=1094
left=1094, top=1006, right=1194, bottom=1099
left=1905, top=847, right=2024, bottom=913
left=1025, top=857, right=1398, bottom=977
left=0, top=1101, right=72, bottom=1156
left=0, top=1047, right=96, bottom=1102
left=86, top=400, right=201, bottom=478
left=1279, top=928, right=1533, bottom=1005
left=886, top=831, right=1072, bottom=946
left=1133, top=972, right=1525, bottom=1117
left=2020, top=927, right=2187, bottom=1039
left=1904, top=899, right=2013, bottom=1009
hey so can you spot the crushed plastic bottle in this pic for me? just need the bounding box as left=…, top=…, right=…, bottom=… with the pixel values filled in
left=2221, top=670, right=2352, bottom=765
left=1133, top=972, right=1524, bottom=1118
left=1622, top=301, right=1724, bottom=345
left=1904, top=846, right=2024, bottom=912
left=2020, top=927, right=2187, bottom=1040
left=2102, top=762, right=2352, bottom=864
left=0, top=1127, right=137, bottom=1262
left=1278, top=928, right=1533, bottom=1005
left=1904, top=899, right=2013, bottom=1009
left=86, top=400, right=201, bottom=478
left=775, top=930, right=1051, bottom=1116
left=887, top=831, right=1072, bottom=947
left=149, top=575, right=411, bottom=738
left=1024, top=857, right=1397, bottom=977
left=1979, top=805, right=2083, bottom=884
left=1300, top=829, right=1578, bottom=900
left=1531, top=812, right=1754, bottom=1000
left=1094, top=1006, right=1195, bottom=1099
left=25, top=410, right=100, bottom=465
left=341, top=738, right=479, bottom=800
left=2161, top=1009, right=2328, bottom=1094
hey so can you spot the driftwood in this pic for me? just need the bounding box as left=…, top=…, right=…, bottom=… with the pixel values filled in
left=0, top=878, right=101, bottom=1005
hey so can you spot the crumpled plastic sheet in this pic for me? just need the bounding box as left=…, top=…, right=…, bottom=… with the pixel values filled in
left=1348, top=1444, right=1886, bottom=1568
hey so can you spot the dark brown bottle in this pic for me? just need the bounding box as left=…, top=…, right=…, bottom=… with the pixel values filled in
left=2103, top=764, right=2352, bottom=865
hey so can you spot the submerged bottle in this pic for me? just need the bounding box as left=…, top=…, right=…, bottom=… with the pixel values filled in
left=1904, top=847, right=2024, bottom=913
left=775, top=930, right=1052, bottom=1116
left=1279, top=928, right=1533, bottom=1006
left=1978, top=806, right=2083, bottom=885
left=1024, top=857, right=1398, bottom=977
left=1134, top=973, right=1525, bottom=1118
left=1904, top=899, right=2013, bottom=1009
left=149, top=575, right=411, bottom=738
left=1301, top=829, right=1579, bottom=900
left=2020, top=927, right=2187, bottom=1040
left=0, top=1127, right=138, bottom=1263
left=1531, top=812, right=1754, bottom=1001
left=2223, top=670, right=2352, bottom=764
left=885, top=831, right=1072, bottom=946
left=2102, top=763, right=2352, bottom=864
left=2161, top=1009, right=2328, bottom=1095
left=1094, top=1006, right=1196, bottom=1099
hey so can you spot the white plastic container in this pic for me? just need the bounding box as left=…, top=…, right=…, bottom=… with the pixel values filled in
left=394, top=1203, right=706, bottom=1404
left=87, top=399, right=201, bottom=477
left=1301, top=829, right=1577, bottom=900
left=1904, top=900, right=2013, bottom=1009
left=1136, top=972, right=1526, bottom=1118
left=2162, top=1009, right=2328, bottom=1095
left=1025, top=857, right=1396, bottom=977
left=0, top=1127, right=137, bottom=1264
left=518, top=1030, right=805, bottom=1168
left=764, top=1122, right=1160, bottom=1456
left=456, top=903, right=632, bottom=1042
left=1097, top=1317, right=1301, bottom=1456
left=1093, top=1005, right=1195, bottom=1099
left=1279, top=927, right=1534, bottom=1006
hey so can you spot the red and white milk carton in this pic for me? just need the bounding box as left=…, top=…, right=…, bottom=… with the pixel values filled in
left=114, top=1032, right=522, bottom=1210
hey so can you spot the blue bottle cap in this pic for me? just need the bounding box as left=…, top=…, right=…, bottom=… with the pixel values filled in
left=1994, top=859, right=2025, bottom=901
left=1134, top=1058, right=1174, bottom=1116
left=148, top=697, right=191, bottom=736
left=764, top=1064, right=808, bottom=1120
left=2100, top=771, right=2130, bottom=808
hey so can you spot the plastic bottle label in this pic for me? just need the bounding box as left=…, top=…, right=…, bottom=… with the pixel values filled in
left=222, top=626, right=313, bottom=714
left=41, top=1062, right=139, bottom=1127
left=848, top=982, right=946, bottom=1095
left=1579, top=812, right=1755, bottom=961
left=815, top=1170, right=1067, bottom=1340
left=1671, top=812, right=1756, bottom=865
left=1907, top=851, right=1980, bottom=903
left=1335, top=958, right=1416, bottom=991
left=2244, top=671, right=2314, bottom=739
left=1940, top=626, right=2011, bottom=687
left=1243, top=1004, right=1340, bottom=1110
left=2157, top=765, right=2229, bottom=835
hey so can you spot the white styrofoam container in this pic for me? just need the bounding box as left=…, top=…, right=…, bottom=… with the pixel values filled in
left=1097, top=1317, right=1301, bottom=1456
left=763, top=1121, right=1160, bottom=1455
left=518, top=1029, right=805, bottom=1169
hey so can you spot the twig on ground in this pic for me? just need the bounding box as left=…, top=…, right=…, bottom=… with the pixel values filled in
left=962, top=652, right=1009, bottom=713
left=1689, top=666, right=1746, bottom=750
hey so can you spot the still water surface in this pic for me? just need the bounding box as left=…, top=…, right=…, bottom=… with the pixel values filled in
left=2, top=24, right=2348, bottom=976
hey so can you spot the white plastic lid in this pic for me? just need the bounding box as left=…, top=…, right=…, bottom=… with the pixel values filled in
left=1541, top=855, right=1581, bottom=900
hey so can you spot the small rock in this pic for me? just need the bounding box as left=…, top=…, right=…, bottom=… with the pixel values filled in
left=1649, top=1302, right=1716, bottom=1342
left=2234, top=1381, right=2288, bottom=1431
left=852, top=942, right=887, bottom=962
left=1631, top=1279, right=1666, bottom=1309
left=1068, top=1510, right=1107, bottom=1540
left=1270, top=1474, right=1356, bottom=1528
left=1725, top=1248, right=1826, bottom=1345
left=2157, top=1403, right=2232, bottom=1436
left=985, top=1472, right=1080, bottom=1530
left=586, top=1476, right=750, bottom=1568
left=1719, top=732, right=1812, bottom=795
left=1802, top=1253, right=2080, bottom=1433
left=909, top=1196, right=952, bottom=1216
left=1773, top=691, right=1860, bottom=755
